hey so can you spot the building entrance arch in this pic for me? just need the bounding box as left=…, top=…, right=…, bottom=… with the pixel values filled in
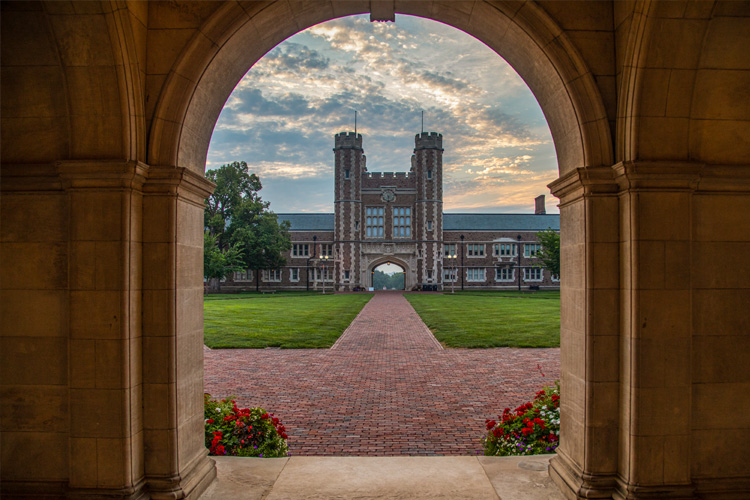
left=367, top=258, right=411, bottom=291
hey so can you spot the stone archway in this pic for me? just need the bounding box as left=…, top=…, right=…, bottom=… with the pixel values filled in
left=367, top=257, right=412, bottom=290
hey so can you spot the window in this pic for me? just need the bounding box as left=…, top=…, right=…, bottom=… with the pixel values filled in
left=344, top=270, right=350, bottom=282
left=263, top=269, right=281, bottom=282
left=467, top=268, right=485, bottom=282
left=493, top=243, right=517, bottom=257
left=365, top=207, right=384, bottom=238
left=444, top=269, right=457, bottom=282
left=524, top=244, right=542, bottom=257
left=393, top=207, right=411, bottom=238
left=319, top=244, right=332, bottom=258
left=427, top=270, right=433, bottom=281
left=313, top=268, right=333, bottom=281
left=233, top=270, right=252, bottom=281
left=345, top=169, right=350, bottom=179
left=524, top=267, right=543, bottom=281
left=290, top=268, right=299, bottom=282
left=355, top=221, right=360, bottom=231
left=292, top=243, right=309, bottom=257
left=427, top=169, right=433, bottom=179
left=551, top=274, right=559, bottom=282
left=467, top=244, right=485, bottom=257
left=427, top=220, right=433, bottom=231
left=444, top=243, right=457, bottom=257
left=495, top=267, right=514, bottom=281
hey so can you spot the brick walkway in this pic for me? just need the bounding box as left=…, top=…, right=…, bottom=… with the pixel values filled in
left=204, top=291, right=560, bottom=456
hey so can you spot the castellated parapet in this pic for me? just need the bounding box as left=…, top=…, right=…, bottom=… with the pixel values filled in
left=334, top=132, right=363, bottom=150
left=414, top=131, right=443, bottom=151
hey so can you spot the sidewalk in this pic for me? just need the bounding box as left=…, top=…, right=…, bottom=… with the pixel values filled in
left=200, top=454, right=565, bottom=500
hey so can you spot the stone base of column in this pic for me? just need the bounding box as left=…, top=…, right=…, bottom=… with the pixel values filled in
left=1, top=479, right=149, bottom=500
left=549, top=453, right=617, bottom=499
left=613, top=480, right=695, bottom=500
left=147, top=455, right=216, bottom=500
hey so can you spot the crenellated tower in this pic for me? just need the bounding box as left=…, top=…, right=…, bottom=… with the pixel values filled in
left=333, top=132, right=365, bottom=290
left=412, top=132, right=444, bottom=287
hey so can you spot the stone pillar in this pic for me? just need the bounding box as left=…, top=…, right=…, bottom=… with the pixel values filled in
left=59, top=161, right=149, bottom=498
left=141, top=166, right=216, bottom=499
left=613, top=162, right=698, bottom=499
left=548, top=166, right=621, bottom=498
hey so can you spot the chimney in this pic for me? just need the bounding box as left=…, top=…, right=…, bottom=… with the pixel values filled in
left=535, top=195, right=546, bottom=215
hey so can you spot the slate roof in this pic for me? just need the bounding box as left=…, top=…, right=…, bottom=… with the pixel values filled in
left=277, top=213, right=560, bottom=232
left=277, top=213, right=335, bottom=231
left=443, top=213, right=560, bottom=231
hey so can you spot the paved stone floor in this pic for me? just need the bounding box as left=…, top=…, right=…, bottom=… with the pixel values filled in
left=204, top=291, right=560, bottom=456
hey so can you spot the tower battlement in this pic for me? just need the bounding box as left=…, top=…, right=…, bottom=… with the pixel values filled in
left=414, top=132, right=443, bottom=151
left=334, top=132, right=363, bottom=150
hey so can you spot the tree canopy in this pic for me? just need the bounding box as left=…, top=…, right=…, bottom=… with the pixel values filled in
left=372, top=269, right=405, bottom=290
left=535, top=229, right=560, bottom=277
left=204, top=161, right=291, bottom=281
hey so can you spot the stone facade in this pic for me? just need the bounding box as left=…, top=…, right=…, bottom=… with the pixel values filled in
left=2, top=2, right=750, bottom=499
left=220, top=132, right=560, bottom=292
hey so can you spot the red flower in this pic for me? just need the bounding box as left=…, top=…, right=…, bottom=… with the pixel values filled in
left=485, top=420, right=496, bottom=430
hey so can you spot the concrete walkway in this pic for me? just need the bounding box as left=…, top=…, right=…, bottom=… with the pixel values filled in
left=200, top=455, right=564, bottom=499
left=204, top=291, right=560, bottom=456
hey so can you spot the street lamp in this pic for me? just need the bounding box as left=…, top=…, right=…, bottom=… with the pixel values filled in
left=320, top=254, right=329, bottom=294
left=307, top=235, right=317, bottom=292
left=447, top=254, right=456, bottom=294
left=517, top=234, right=522, bottom=292
left=460, top=234, right=465, bottom=291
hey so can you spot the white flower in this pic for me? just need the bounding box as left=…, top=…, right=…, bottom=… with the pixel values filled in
left=216, top=408, right=222, bottom=413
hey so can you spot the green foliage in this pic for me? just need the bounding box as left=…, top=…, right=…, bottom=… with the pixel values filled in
left=204, top=161, right=291, bottom=275
left=405, top=292, right=560, bottom=348
left=483, top=382, right=560, bottom=456
left=203, top=232, right=244, bottom=281
left=535, top=229, right=560, bottom=277
left=204, top=394, right=288, bottom=458
left=204, top=293, right=374, bottom=348
left=372, top=269, right=404, bottom=289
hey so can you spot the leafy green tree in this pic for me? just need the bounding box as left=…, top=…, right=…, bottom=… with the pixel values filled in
left=372, top=269, right=405, bottom=290
left=535, top=229, right=560, bottom=278
left=204, top=161, right=291, bottom=290
left=203, top=232, right=245, bottom=292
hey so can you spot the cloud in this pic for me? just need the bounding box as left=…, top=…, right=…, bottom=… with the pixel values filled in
left=207, top=14, right=558, bottom=213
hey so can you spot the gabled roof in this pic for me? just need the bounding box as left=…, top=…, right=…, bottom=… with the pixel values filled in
left=277, top=213, right=335, bottom=231
left=443, top=213, right=559, bottom=231
left=276, top=212, right=560, bottom=232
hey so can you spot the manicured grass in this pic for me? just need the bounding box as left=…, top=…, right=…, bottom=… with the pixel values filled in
left=405, top=291, right=560, bottom=348
left=204, top=293, right=373, bottom=348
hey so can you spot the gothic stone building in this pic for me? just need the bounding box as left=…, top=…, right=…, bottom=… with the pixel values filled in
left=225, top=132, right=560, bottom=292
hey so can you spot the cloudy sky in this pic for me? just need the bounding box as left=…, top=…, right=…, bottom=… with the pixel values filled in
left=207, top=14, right=558, bottom=214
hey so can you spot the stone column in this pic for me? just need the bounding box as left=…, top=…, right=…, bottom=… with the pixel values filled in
left=60, top=160, right=148, bottom=498
left=548, top=166, right=621, bottom=498
left=612, top=162, right=698, bottom=499
left=141, top=166, right=216, bottom=499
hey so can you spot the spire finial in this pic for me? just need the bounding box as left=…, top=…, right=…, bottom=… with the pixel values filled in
left=355, top=110, right=357, bottom=136
left=421, top=110, right=424, bottom=134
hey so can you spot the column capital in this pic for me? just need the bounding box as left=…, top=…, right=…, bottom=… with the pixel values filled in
left=56, top=160, right=150, bottom=190
left=143, top=165, right=216, bottom=207
left=548, top=166, right=618, bottom=206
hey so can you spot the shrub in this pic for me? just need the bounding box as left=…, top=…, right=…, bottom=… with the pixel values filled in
left=483, top=381, right=560, bottom=456
left=204, top=394, right=288, bottom=457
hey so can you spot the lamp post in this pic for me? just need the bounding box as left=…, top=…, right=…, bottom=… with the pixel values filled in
left=307, top=235, right=317, bottom=292
left=320, top=254, right=329, bottom=294
left=517, top=234, right=522, bottom=292
left=460, top=234, right=465, bottom=291
left=448, top=254, right=456, bottom=294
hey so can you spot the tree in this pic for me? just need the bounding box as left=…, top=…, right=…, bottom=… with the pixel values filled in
left=372, top=269, right=405, bottom=290
left=204, top=161, right=291, bottom=290
left=203, top=232, right=245, bottom=292
left=535, top=229, right=560, bottom=278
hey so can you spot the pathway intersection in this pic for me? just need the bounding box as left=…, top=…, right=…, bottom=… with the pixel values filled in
left=203, top=291, right=560, bottom=456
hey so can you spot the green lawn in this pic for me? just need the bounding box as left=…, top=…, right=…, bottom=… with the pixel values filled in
left=405, top=291, right=560, bottom=348
left=204, top=292, right=373, bottom=348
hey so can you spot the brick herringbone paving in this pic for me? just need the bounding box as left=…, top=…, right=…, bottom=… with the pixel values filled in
left=204, top=291, right=560, bottom=456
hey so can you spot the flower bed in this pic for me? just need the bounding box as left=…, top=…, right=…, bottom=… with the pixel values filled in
left=204, top=394, right=288, bottom=457
left=483, top=381, right=560, bottom=456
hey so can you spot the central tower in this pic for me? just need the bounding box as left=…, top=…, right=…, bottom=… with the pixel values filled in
left=333, top=132, right=365, bottom=289
left=412, top=132, right=444, bottom=287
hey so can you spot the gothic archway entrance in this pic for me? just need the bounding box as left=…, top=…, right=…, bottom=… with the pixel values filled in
left=368, top=259, right=409, bottom=290
left=143, top=2, right=614, bottom=499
